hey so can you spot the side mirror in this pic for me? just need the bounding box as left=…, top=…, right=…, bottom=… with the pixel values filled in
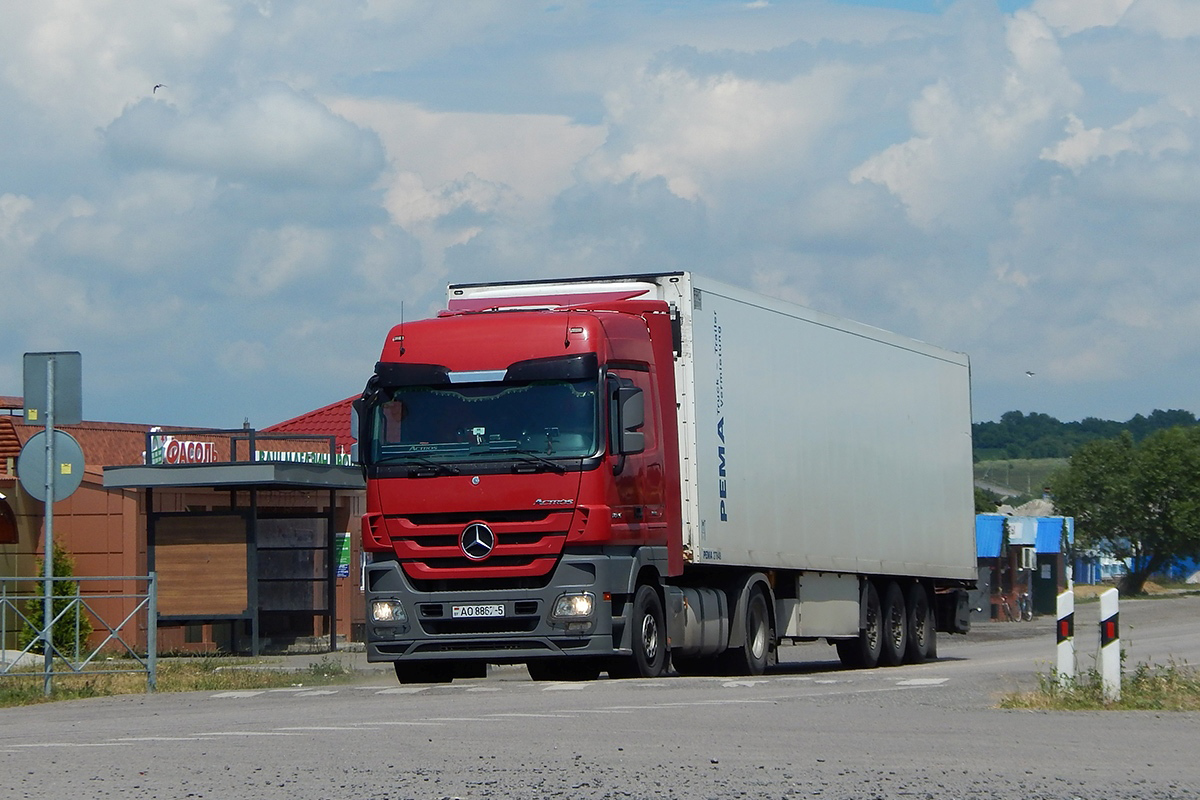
left=611, top=386, right=645, bottom=455
left=350, top=398, right=364, bottom=464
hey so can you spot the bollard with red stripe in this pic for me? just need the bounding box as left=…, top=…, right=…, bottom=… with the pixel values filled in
left=1056, top=590, right=1074, bottom=682
left=1099, top=588, right=1120, bottom=701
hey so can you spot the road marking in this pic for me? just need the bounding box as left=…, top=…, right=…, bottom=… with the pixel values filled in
left=210, top=690, right=266, bottom=698
left=295, top=689, right=339, bottom=696
left=486, top=712, right=577, bottom=718
left=274, top=726, right=363, bottom=731
left=10, top=742, right=134, bottom=748
left=466, top=686, right=503, bottom=692
left=543, top=683, right=588, bottom=691
left=195, top=731, right=306, bottom=737
left=896, top=677, right=949, bottom=686
left=377, top=687, right=430, bottom=695
left=722, top=680, right=770, bottom=687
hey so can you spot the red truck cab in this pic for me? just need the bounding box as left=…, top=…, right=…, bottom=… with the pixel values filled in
left=357, top=296, right=681, bottom=681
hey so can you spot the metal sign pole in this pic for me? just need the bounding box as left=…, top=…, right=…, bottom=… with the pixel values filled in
left=42, top=356, right=56, bottom=696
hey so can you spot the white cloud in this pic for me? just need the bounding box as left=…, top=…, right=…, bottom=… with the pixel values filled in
left=329, top=97, right=604, bottom=224
left=1041, top=106, right=1192, bottom=171
left=1034, top=0, right=1200, bottom=39
left=0, top=0, right=233, bottom=131
left=851, top=10, right=1079, bottom=230
left=233, top=225, right=335, bottom=296
left=105, top=87, right=385, bottom=188
left=1123, top=0, right=1200, bottom=39
left=584, top=64, right=855, bottom=202
left=1032, top=0, right=1134, bottom=35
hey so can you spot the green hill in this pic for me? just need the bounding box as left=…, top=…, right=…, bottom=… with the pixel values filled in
left=973, top=409, right=1198, bottom=461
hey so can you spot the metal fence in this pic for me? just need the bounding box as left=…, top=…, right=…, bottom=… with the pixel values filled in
left=0, top=574, right=157, bottom=692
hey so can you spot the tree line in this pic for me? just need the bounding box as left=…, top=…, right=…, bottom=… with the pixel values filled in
left=973, top=409, right=1199, bottom=461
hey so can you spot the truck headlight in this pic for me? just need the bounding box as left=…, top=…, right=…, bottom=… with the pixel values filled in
left=371, top=599, right=407, bottom=623
left=552, top=592, right=595, bottom=619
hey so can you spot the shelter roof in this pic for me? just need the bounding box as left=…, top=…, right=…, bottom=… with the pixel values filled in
left=263, top=396, right=356, bottom=451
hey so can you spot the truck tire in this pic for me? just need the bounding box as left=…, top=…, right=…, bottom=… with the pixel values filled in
left=880, top=581, right=907, bottom=667
left=393, top=661, right=454, bottom=684
left=526, top=658, right=602, bottom=682
left=610, top=584, right=667, bottom=678
left=904, top=583, right=935, bottom=664
left=836, top=581, right=882, bottom=669
left=718, top=589, right=773, bottom=676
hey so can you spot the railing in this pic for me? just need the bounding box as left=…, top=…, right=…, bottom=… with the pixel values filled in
left=144, top=428, right=350, bottom=466
left=0, top=574, right=158, bottom=692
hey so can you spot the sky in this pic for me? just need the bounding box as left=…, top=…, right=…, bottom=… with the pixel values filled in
left=2, top=0, right=1199, bottom=430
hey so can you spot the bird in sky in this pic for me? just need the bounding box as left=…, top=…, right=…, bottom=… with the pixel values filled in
left=1025, top=371, right=1035, bottom=377
left=153, top=84, right=166, bottom=93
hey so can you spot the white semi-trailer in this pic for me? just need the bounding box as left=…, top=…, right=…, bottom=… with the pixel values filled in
left=358, top=272, right=976, bottom=681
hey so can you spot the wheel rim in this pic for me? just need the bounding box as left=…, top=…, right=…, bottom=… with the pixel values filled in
left=864, top=601, right=879, bottom=651
left=641, top=613, right=659, bottom=661
left=889, top=604, right=904, bottom=651
left=913, top=598, right=928, bottom=649
left=749, top=605, right=767, bottom=660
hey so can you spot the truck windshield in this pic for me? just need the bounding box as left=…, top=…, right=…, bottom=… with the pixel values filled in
left=365, top=378, right=599, bottom=465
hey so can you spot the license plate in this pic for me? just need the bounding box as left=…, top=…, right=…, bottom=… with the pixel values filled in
left=452, top=604, right=505, bottom=619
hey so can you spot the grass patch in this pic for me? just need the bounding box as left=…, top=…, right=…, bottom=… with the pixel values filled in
left=0, top=654, right=358, bottom=708
left=1000, top=660, right=1200, bottom=711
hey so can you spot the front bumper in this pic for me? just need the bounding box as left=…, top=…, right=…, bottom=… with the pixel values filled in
left=365, top=553, right=636, bottom=663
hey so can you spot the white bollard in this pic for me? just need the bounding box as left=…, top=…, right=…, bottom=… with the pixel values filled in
left=1099, top=588, right=1120, bottom=702
left=1056, top=590, right=1074, bottom=683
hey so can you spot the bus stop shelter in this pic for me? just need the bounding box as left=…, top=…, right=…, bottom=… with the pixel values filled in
left=103, top=429, right=364, bottom=655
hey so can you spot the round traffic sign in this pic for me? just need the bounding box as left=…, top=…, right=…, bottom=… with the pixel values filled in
left=17, top=430, right=85, bottom=502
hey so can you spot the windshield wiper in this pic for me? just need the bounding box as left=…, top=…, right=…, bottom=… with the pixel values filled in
left=394, top=454, right=461, bottom=476
left=504, top=449, right=568, bottom=474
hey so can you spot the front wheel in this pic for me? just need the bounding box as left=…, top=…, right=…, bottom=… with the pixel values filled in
left=610, top=585, right=667, bottom=678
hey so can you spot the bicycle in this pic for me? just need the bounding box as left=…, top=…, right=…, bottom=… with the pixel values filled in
left=1016, top=591, right=1033, bottom=621
left=997, top=593, right=1016, bottom=622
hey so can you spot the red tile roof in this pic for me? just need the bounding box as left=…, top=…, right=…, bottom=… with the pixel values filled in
left=1, top=414, right=178, bottom=467
left=262, top=396, right=357, bottom=451
left=2, top=393, right=359, bottom=469
left=1, top=395, right=217, bottom=467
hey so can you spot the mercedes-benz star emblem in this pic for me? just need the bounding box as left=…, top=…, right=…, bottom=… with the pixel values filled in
left=460, top=522, right=496, bottom=561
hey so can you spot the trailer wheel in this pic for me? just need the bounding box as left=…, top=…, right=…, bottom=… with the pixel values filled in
left=904, top=583, right=935, bottom=664
left=718, top=589, right=773, bottom=676
left=836, top=581, right=882, bottom=669
left=611, top=584, right=667, bottom=678
left=880, top=581, right=907, bottom=667
left=394, top=661, right=454, bottom=684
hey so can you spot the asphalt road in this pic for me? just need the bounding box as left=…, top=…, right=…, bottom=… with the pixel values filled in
left=2, top=593, right=1198, bottom=800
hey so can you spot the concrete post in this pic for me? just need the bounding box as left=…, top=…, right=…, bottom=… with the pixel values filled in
left=1056, top=589, right=1074, bottom=683
left=1099, top=588, right=1120, bottom=702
